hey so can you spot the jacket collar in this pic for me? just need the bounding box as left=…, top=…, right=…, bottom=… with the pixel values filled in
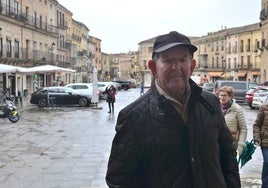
left=150, top=78, right=202, bottom=105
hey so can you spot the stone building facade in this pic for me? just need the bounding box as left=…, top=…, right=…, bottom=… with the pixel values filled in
left=138, top=23, right=262, bottom=85
left=192, top=23, right=261, bottom=83
left=260, top=0, right=268, bottom=83
left=0, top=0, right=100, bottom=96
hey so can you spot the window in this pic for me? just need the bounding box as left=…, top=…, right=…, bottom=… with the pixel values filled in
left=6, top=0, right=10, bottom=15
left=240, top=40, right=244, bottom=52
left=40, top=15, right=42, bottom=29
left=247, top=39, right=251, bottom=52
left=234, top=41, right=238, bottom=53
left=234, top=58, right=237, bottom=68
left=0, top=38, right=2, bottom=57
left=262, top=39, right=266, bottom=47
left=14, top=41, right=19, bottom=58
left=25, top=7, right=29, bottom=17
left=247, top=55, right=251, bottom=68
left=6, top=40, right=11, bottom=57
left=34, top=12, right=37, bottom=26
left=255, top=39, right=260, bottom=50
left=14, top=1, right=19, bottom=16
left=241, top=56, right=244, bottom=68
left=211, top=43, right=214, bottom=52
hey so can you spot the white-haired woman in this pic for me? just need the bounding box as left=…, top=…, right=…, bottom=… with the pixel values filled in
left=219, top=85, right=247, bottom=156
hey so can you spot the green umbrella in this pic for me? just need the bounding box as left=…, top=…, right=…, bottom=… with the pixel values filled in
left=238, top=139, right=256, bottom=168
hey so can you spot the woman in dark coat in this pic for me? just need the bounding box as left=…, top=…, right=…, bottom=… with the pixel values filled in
left=106, top=85, right=116, bottom=113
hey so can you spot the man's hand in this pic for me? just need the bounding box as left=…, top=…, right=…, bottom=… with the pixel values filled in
left=237, top=146, right=243, bottom=156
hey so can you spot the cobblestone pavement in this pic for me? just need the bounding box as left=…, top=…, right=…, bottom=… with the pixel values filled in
left=0, top=90, right=264, bottom=187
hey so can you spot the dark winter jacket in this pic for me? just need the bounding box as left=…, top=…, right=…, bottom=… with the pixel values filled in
left=106, top=87, right=116, bottom=103
left=106, top=79, right=240, bottom=188
left=253, top=104, right=268, bottom=148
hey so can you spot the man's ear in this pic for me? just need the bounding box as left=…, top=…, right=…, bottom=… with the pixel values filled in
left=148, top=60, right=157, bottom=77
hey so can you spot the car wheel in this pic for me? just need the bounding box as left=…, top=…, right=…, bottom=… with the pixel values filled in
left=79, top=97, right=88, bottom=107
left=38, top=98, right=47, bottom=107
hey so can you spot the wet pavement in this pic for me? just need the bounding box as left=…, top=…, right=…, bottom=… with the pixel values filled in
left=0, top=88, right=264, bottom=187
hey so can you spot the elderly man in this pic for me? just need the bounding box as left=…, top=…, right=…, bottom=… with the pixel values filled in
left=106, top=31, right=240, bottom=188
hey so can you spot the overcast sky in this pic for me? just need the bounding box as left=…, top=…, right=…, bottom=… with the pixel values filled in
left=58, top=0, right=261, bottom=54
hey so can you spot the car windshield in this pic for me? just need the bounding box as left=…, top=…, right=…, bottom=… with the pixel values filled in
left=249, top=82, right=258, bottom=89
left=204, top=83, right=214, bottom=87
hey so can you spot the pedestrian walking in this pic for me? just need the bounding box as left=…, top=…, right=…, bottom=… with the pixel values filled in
left=219, top=86, right=247, bottom=157
left=253, top=104, right=268, bottom=188
left=140, top=82, right=144, bottom=96
left=106, top=31, right=240, bottom=187
left=105, top=85, right=116, bottom=113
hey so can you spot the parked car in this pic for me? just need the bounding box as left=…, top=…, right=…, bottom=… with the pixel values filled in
left=30, top=87, right=91, bottom=107
left=213, top=80, right=258, bottom=103
left=127, top=79, right=137, bottom=88
left=111, top=82, right=122, bottom=90
left=88, top=82, right=120, bottom=100
left=95, top=82, right=111, bottom=100
left=260, top=81, right=268, bottom=86
left=202, top=82, right=215, bottom=92
left=251, top=87, right=268, bottom=109
left=65, top=83, right=102, bottom=99
left=245, top=86, right=268, bottom=109
left=113, top=80, right=131, bottom=90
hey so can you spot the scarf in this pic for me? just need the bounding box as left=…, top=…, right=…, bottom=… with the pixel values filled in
left=221, top=99, right=233, bottom=115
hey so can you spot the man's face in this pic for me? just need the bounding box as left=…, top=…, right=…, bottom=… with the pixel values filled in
left=152, top=46, right=196, bottom=98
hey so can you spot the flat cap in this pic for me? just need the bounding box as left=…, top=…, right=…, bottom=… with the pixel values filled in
left=152, top=31, right=197, bottom=58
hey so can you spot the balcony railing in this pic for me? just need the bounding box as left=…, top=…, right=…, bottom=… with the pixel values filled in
left=0, top=2, right=59, bottom=35
left=0, top=45, right=74, bottom=68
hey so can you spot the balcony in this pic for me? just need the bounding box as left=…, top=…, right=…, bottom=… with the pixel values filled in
left=0, top=45, right=73, bottom=68
left=0, top=2, right=58, bottom=35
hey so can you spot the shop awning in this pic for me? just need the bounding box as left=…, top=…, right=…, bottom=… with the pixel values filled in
left=208, top=72, right=224, bottom=77
left=222, top=72, right=231, bottom=78
left=251, top=71, right=261, bottom=76
left=237, top=72, right=247, bottom=77
left=0, top=64, right=30, bottom=73
left=26, top=65, right=76, bottom=73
